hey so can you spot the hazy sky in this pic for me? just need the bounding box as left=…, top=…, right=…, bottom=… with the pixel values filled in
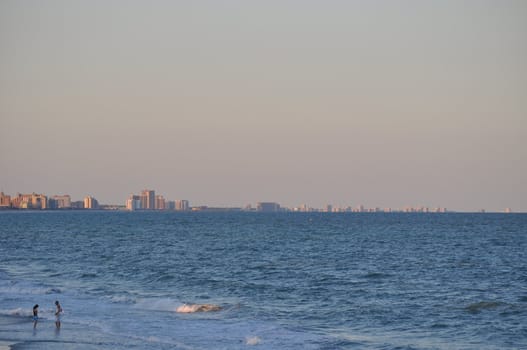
left=1, top=1, right=526, bottom=211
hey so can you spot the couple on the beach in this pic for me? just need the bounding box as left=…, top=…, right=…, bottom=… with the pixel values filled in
left=32, top=300, right=63, bottom=328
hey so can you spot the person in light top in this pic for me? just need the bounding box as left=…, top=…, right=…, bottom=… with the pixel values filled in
left=54, top=300, right=63, bottom=328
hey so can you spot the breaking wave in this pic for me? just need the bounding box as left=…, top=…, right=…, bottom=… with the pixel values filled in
left=134, top=298, right=222, bottom=313
left=0, top=307, right=32, bottom=317
left=176, top=304, right=222, bottom=313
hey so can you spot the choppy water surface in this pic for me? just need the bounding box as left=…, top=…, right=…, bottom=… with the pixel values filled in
left=0, top=211, right=526, bottom=349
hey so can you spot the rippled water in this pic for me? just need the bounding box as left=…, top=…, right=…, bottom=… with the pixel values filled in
left=0, top=211, right=526, bottom=349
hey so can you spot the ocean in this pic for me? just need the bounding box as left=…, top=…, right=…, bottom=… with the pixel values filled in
left=0, top=211, right=526, bottom=349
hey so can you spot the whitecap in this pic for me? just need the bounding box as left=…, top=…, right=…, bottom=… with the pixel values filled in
left=134, top=298, right=222, bottom=313
left=176, top=304, right=222, bottom=313
left=245, top=336, right=262, bottom=346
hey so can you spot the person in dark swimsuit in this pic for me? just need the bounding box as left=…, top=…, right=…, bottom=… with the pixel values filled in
left=32, top=304, right=39, bottom=328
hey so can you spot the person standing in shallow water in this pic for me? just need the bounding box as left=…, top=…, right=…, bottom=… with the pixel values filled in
left=54, top=300, right=63, bottom=328
left=32, top=304, right=39, bottom=328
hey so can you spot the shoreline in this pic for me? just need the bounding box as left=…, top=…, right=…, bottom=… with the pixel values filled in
left=0, top=313, right=107, bottom=350
left=0, top=342, right=14, bottom=350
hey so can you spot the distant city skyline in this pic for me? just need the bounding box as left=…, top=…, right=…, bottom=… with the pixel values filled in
left=1, top=1, right=526, bottom=212
left=0, top=186, right=517, bottom=213
left=0, top=189, right=518, bottom=213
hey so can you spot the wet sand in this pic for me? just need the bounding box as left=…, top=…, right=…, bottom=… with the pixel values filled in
left=0, top=341, right=15, bottom=350
left=0, top=313, right=140, bottom=350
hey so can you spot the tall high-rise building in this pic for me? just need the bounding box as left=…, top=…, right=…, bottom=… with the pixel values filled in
left=84, top=196, right=99, bottom=209
left=125, top=195, right=141, bottom=210
left=155, top=195, right=166, bottom=210
left=141, top=190, right=155, bottom=210
left=140, top=191, right=147, bottom=209
left=175, top=200, right=189, bottom=211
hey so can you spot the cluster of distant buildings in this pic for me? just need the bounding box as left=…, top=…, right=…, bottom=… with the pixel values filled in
left=0, top=190, right=514, bottom=213
left=245, top=203, right=451, bottom=213
left=320, top=204, right=448, bottom=213
left=125, top=189, right=189, bottom=211
left=255, top=203, right=449, bottom=213
left=0, top=192, right=99, bottom=210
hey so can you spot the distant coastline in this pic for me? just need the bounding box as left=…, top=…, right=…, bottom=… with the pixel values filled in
left=0, top=207, right=522, bottom=214
left=0, top=191, right=517, bottom=213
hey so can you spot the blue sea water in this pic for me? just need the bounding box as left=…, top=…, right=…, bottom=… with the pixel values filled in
left=0, top=211, right=526, bottom=349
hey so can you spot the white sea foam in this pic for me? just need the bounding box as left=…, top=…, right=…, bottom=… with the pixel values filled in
left=0, top=308, right=31, bottom=317
left=0, top=307, right=60, bottom=319
left=134, top=298, right=181, bottom=312
left=245, top=336, right=262, bottom=345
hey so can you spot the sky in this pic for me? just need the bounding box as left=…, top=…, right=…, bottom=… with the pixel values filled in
left=1, top=1, right=526, bottom=212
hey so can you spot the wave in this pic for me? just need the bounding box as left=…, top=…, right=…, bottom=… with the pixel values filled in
left=465, top=301, right=503, bottom=313
left=0, top=306, right=60, bottom=319
left=0, top=307, right=32, bottom=317
left=80, top=272, right=97, bottom=279
left=0, top=285, right=63, bottom=295
left=47, top=287, right=62, bottom=294
left=362, top=272, right=390, bottom=279
left=133, top=298, right=222, bottom=313
left=108, top=295, right=136, bottom=304
left=176, top=304, right=222, bottom=313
